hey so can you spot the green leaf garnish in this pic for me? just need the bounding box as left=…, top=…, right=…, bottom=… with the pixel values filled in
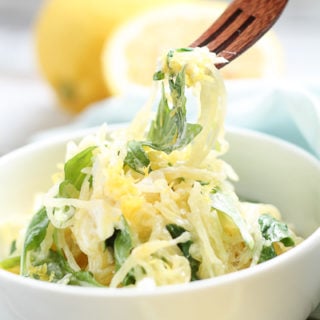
left=113, top=217, right=135, bottom=286
left=59, top=146, right=96, bottom=197
left=210, top=191, right=254, bottom=249
left=55, top=146, right=96, bottom=223
left=258, top=213, right=295, bottom=263
left=21, top=147, right=97, bottom=277
left=259, top=214, right=295, bottom=245
left=175, top=47, right=194, bottom=52
left=0, top=256, right=20, bottom=270
left=9, top=240, right=17, bottom=255
left=148, top=71, right=202, bottom=153
left=153, top=70, right=165, bottom=81
left=34, top=249, right=102, bottom=287
left=114, top=219, right=133, bottom=269
left=166, top=224, right=200, bottom=281
left=21, top=207, right=50, bottom=276
left=123, top=141, right=150, bottom=174
left=125, top=68, right=202, bottom=173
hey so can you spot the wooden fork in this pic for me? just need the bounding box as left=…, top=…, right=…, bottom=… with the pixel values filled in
left=191, top=0, right=288, bottom=68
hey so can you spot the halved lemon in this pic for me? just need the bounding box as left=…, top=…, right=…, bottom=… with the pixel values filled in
left=103, top=1, right=283, bottom=95
left=35, top=0, right=188, bottom=113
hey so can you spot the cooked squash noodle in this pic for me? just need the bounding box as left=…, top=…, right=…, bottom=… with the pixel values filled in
left=110, top=232, right=190, bottom=287
left=0, top=47, right=301, bottom=288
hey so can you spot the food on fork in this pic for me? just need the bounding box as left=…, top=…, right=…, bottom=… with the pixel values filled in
left=0, top=47, right=300, bottom=287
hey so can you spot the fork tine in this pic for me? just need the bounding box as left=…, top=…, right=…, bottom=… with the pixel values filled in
left=191, top=0, right=288, bottom=67
left=205, top=11, right=255, bottom=54
left=213, top=18, right=263, bottom=64
left=190, top=2, right=246, bottom=49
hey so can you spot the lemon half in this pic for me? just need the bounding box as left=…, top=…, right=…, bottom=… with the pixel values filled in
left=35, top=0, right=187, bottom=113
left=103, top=1, right=283, bottom=95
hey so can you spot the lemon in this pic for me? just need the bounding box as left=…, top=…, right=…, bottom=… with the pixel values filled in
left=103, top=1, right=283, bottom=95
left=35, top=0, right=186, bottom=113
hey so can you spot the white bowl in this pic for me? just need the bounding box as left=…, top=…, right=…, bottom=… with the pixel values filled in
left=0, top=127, right=319, bottom=320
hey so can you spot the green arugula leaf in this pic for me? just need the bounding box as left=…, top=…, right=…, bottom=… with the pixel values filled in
left=59, top=146, right=96, bottom=197
left=125, top=64, right=202, bottom=174
left=69, top=270, right=103, bottom=287
left=9, top=240, right=17, bottom=255
left=258, top=245, right=277, bottom=263
left=258, top=213, right=295, bottom=263
left=165, top=48, right=194, bottom=66
left=147, top=84, right=177, bottom=152
left=153, top=70, right=165, bottom=81
left=176, top=47, right=194, bottom=52
left=147, top=71, right=202, bottom=154
left=258, top=214, right=295, bottom=245
left=210, top=191, right=254, bottom=249
left=166, top=49, right=174, bottom=61
left=105, top=226, right=136, bottom=286
left=166, top=224, right=200, bottom=281
left=0, top=256, right=20, bottom=270
left=114, top=222, right=133, bottom=269
left=21, top=147, right=96, bottom=277
left=123, top=141, right=150, bottom=174
left=113, top=217, right=135, bottom=286
left=58, top=180, right=79, bottom=199
left=21, top=207, right=50, bottom=276
left=56, top=146, right=96, bottom=224
left=35, top=249, right=102, bottom=287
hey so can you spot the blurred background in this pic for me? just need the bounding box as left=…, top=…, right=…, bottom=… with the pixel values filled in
left=0, top=0, right=319, bottom=155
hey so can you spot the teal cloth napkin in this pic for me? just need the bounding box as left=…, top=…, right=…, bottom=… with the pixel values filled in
left=225, top=79, right=320, bottom=158
left=35, top=79, right=320, bottom=159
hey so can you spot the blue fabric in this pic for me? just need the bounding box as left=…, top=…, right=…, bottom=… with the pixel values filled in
left=36, top=79, right=320, bottom=159
left=225, top=79, right=320, bottom=158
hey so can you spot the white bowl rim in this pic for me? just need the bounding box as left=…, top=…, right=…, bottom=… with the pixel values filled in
left=1, top=124, right=319, bottom=168
left=0, top=228, right=319, bottom=298
left=0, top=125, right=319, bottom=298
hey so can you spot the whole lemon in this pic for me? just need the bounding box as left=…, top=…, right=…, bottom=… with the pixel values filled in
left=35, top=0, right=184, bottom=113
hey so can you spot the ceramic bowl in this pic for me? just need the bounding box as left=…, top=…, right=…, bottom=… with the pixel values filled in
left=0, top=127, right=319, bottom=320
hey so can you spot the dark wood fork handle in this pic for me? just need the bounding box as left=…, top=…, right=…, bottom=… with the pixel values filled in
left=191, top=0, right=288, bottom=68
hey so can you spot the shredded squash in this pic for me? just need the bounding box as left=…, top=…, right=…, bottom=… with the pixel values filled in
left=0, top=47, right=301, bottom=287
